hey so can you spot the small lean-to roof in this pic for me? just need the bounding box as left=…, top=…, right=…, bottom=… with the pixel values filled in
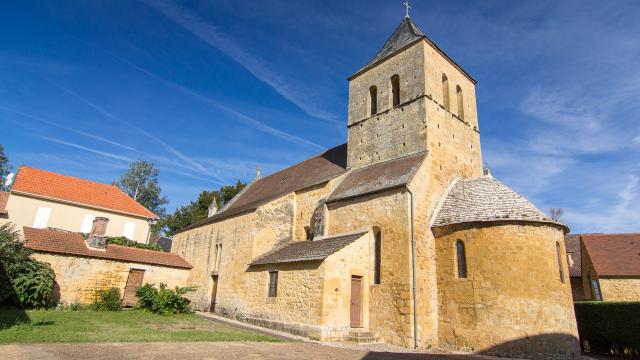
left=564, top=234, right=582, bottom=277
left=24, top=227, right=191, bottom=269
left=327, top=152, right=426, bottom=203
left=250, top=231, right=368, bottom=266
left=11, top=166, right=157, bottom=219
left=582, top=233, right=640, bottom=277
left=432, top=176, right=566, bottom=230
left=176, top=144, right=348, bottom=234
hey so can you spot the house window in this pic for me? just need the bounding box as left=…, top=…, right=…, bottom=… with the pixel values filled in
left=374, top=227, right=382, bottom=284
left=590, top=277, right=602, bottom=301
left=123, top=221, right=136, bottom=240
left=556, top=242, right=565, bottom=283
left=80, top=215, right=95, bottom=233
left=390, top=75, right=400, bottom=107
left=214, top=244, right=222, bottom=271
left=268, top=271, right=278, bottom=297
left=369, top=86, right=378, bottom=115
left=441, top=74, right=450, bottom=110
left=456, top=240, right=467, bottom=278
left=33, top=207, right=51, bottom=229
left=456, top=85, right=465, bottom=120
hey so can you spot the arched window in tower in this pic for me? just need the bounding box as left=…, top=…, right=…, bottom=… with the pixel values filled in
left=369, top=85, right=378, bottom=115
left=373, top=227, right=382, bottom=284
left=556, top=242, right=565, bottom=283
left=456, top=240, right=467, bottom=278
left=441, top=74, right=450, bottom=110
left=456, top=85, right=465, bottom=120
left=391, top=74, right=400, bottom=107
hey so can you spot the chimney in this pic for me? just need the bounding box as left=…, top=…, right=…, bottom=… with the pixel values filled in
left=86, top=217, right=109, bottom=250
left=255, top=166, right=262, bottom=180
left=208, top=196, right=218, bottom=217
left=483, top=162, right=492, bottom=177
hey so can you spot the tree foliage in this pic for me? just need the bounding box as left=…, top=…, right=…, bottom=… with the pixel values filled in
left=0, top=224, right=55, bottom=308
left=93, top=287, right=122, bottom=311
left=0, top=144, right=11, bottom=191
left=115, top=161, right=168, bottom=218
left=160, top=181, right=246, bottom=236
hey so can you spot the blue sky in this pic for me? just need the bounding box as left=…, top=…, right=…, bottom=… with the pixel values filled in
left=1, top=1, right=639, bottom=233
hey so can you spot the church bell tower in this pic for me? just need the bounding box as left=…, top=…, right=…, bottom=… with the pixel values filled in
left=346, top=13, right=483, bottom=181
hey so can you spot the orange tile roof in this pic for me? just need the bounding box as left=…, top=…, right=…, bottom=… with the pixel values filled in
left=24, top=227, right=191, bottom=269
left=11, top=166, right=157, bottom=219
left=582, top=233, right=640, bottom=276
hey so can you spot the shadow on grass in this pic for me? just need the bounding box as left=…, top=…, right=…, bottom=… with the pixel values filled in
left=0, top=309, right=31, bottom=330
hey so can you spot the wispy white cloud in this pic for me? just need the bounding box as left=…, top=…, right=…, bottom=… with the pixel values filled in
left=63, top=37, right=325, bottom=152
left=0, top=105, right=138, bottom=152
left=39, top=135, right=133, bottom=162
left=140, top=0, right=341, bottom=125
left=49, top=82, right=226, bottom=184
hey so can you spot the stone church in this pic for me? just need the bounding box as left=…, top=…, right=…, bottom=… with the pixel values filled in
left=172, top=14, right=580, bottom=358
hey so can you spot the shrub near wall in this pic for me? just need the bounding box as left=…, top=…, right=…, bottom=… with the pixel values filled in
left=574, top=301, right=640, bottom=358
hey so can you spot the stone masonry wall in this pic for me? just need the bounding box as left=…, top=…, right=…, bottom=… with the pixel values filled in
left=347, top=41, right=427, bottom=169
left=433, top=223, right=580, bottom=358
left=598, top=278, right=640, bottom=301
left=244, top=261, right=325, bottom=339
left=326, top=189, right=413, bottom=347
left=321, top=232, right=371, bottom=340
left=31, top=252, right=189, bottom=305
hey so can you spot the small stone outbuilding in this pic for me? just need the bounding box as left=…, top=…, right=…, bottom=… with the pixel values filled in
left=23, top=218, right=191, bottom=306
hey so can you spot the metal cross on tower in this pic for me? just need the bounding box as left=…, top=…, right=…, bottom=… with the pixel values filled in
left=403, top=0, right=411, bottom=18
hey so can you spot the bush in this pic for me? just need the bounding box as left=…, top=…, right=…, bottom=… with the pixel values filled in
left=135, top=283, right=195, bottom=315
left=105, top=236, right=163, bottom=252
left=574, top=301, right=640, bottom=358
left=93, top=288, right=122, bottom=311
left=0, top=224, right=55, bottom=308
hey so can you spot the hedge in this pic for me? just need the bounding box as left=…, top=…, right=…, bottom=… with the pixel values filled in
left=574, top=301, right=640, bottom=358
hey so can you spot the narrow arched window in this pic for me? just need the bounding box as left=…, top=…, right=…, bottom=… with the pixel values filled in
left=390, top=75, right=400, bottom=107
left=456, top=85, right=464, bottom=120
left=374, top=228, right=382, bottom=284
left=456, top=240, right=467, bottom=278
left=369, top=85, right=377, bottom=115
left=442, top=74, right=450, bottom=110
left=556, top=242, right=565, bottom=283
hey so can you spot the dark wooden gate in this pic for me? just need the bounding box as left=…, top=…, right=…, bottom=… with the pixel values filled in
left=209, top=275, right=219, bottom=312
left=350, top=276, right=362, bottom=327
left=122, top=269, right=145, bottom=307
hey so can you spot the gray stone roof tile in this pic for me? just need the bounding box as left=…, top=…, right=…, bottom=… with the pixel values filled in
left=250, top=231, right=367, bottom=265
left=432, top=176, right=565, bottom=229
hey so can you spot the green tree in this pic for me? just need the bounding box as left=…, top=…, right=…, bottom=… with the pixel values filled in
left=115, top=161, right=168, bottom=218
left=0, top=144, right=11, bottom=191
left=161, top=181, right=246, bottom=236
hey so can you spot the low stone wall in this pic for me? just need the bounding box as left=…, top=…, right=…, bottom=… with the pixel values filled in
left=599, top=277, right=640, bottom=301
left=32, top=252, right=190, bottom=305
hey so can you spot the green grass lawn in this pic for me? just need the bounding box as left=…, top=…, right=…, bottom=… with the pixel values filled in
left=0, top=309, right=281, bottom=343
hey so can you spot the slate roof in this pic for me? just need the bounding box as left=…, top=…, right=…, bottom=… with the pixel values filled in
left=582, top=233, right=640, bottom=276
left=432, top=176, right=566, bottom=230
left=565, top=234, right=582, bottom=277
left=349, top=17, right=475, bottom=83
left=11, top=166, right=157, bottom=219
left=176, top=144, right=348, bottom=234
left=0, top=191, right=8, bottom=213
left=356, top=17, right=425, bottom=74
left=327, top=152, right=426, bottom=203
left=250, top=231, right=368, bottom=266
left=24, top=227, right=191, bottom=269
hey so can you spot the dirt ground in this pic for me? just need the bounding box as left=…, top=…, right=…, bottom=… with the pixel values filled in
left=0, top=341, right=502, bottom=360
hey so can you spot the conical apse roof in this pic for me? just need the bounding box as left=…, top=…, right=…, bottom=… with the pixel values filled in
left=432, top=176, right=567, bottom=230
